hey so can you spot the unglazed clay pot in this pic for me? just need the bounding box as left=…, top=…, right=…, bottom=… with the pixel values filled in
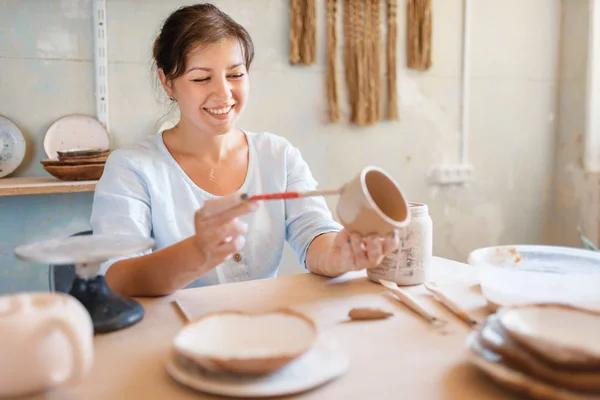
left=0, top=292, right=94, bottom=398
left=336, top=166, right=410, bottom=236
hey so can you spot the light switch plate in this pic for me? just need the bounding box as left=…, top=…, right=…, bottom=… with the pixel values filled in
left=428, top=164, right=474, bottom=185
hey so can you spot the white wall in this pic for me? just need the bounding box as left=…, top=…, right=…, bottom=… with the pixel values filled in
left=0, top=0, right=566, bottom=292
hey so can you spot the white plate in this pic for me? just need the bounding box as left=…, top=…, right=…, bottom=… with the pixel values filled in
left=468, top=245, right=600, bottom=310
left=466, top=332, right=600, bottom=400
left=166, top=335, right=349, bottom=398
left=43, top=114, right=110, bottom=160
left=0, top=116, right=26, bottom=178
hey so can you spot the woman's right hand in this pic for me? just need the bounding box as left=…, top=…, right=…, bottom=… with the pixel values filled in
left=193, top=192, right=258, bottom=268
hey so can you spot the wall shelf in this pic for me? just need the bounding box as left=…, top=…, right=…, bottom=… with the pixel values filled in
left=0, top=177, right=97, bottom=197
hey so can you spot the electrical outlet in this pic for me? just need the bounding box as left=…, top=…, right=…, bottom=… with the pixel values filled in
left=428, top=164, right=474, bottom=185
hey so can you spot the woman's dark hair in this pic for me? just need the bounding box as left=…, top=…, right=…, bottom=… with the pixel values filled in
left=153, top=3, right=254, bottom=81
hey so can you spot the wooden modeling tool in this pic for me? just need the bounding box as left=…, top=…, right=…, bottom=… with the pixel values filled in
left=424, top=282, right=480, bottom=328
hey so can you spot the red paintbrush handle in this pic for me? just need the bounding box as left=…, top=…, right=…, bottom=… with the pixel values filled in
left=247, top=192, right=301, bottom=201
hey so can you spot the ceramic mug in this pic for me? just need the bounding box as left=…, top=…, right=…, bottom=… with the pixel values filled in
left=336, top=166, right=410, bottom=236
left=0, top=292, right=94, bottom=398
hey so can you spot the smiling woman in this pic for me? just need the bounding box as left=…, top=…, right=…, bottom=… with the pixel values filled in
left=89, top=3, right=399, bottom=297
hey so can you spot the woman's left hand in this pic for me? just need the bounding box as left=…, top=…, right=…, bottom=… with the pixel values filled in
left=326, top=229, right=399, bottom=274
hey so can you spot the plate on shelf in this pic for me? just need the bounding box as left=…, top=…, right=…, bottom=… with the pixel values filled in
left=468, top=245, right=600, bottom=311
left=43, top=114, right=110, bottom=160
left=0, top=116, right=26, bottom=178
left=165, top=335, right=349, bottom=398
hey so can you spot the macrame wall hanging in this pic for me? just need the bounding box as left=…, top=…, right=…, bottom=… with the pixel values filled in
left=386, top=0, right=399, bottom=120
left=291, top=0, right=432, bottom=125
left=406, top=0, right=433, bottom=71
left=290, top=0, right=317, bottom=65
left=326, top=0, right=340, bottom=122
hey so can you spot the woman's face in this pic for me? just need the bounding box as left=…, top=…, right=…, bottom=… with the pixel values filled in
left=161, top=37, right=249, bottom=136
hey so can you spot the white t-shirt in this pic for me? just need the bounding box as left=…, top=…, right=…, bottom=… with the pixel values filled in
left=90, top=130, right=342, bottom=287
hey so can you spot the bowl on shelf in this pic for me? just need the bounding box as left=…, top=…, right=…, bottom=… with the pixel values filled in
left=40, top=147, right=110, bottom=181
left=57, top=148, right=110, bottom=163
left=42, top=163, right=105, bottom=181
left=56, top=148, right=109, bottom=158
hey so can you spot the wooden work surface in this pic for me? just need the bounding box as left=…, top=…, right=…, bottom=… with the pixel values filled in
left=28, top=257, right=520, bottom=399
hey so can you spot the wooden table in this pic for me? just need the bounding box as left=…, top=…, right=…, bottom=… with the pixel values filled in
left=30, top=257, right=520, bottom=399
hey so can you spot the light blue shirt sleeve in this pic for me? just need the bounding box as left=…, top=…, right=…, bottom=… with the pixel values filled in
left=90, top=150, right=153, bottom=273
left=283, top=144, right=343, bottom=269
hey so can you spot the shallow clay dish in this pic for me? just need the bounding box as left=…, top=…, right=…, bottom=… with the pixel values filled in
left=498, top=304, right=600, bottom=370
left=480, top=314, right=600, bottom=393
left=43, top=163, right=105, bottom=181
left=172, top=310, right=318, bottom=376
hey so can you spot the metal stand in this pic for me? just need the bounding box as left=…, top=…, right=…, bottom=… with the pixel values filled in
left=14, top=234, right=155, bottom=334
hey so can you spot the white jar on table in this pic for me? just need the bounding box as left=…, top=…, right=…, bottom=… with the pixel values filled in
left=367, top=202, right=433, bottom=286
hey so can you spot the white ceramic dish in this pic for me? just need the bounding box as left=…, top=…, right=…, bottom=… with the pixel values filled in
left=166, top=335, right=348, bottom=398
left=14, top=234, right=155, bottom=265
left=0, top=116, right=26, bottom=178
left=468, top=245, right=600, bottom=310
left=172, top=310, right=318, bottom=376
left=498, top=304, right=600, bottom=369
left=466, top=332, right=600, bottom=400
left=43, top=115, right=110, bottom=160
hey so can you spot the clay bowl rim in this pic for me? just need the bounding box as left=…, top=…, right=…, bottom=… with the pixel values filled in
left=56, top=148, right=110, bottom=158
left=43, top=162, right=106, bottom=169
left=40, top=159, right=106, bottom=166
left=172, top=308, right=319, bottom=375
left=358, top=166, right=410, bottom=229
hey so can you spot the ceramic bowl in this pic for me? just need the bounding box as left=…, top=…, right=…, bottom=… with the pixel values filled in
left=468, top=245, right=600, bottom=311
left=43, top=163, right=105, bottom=181
left=497, top=304, right=600, bottom=370
left=172, top=310, right=318, bottom=376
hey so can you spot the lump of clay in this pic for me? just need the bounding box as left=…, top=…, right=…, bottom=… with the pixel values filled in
left=348, top=307, right=393, bottom=321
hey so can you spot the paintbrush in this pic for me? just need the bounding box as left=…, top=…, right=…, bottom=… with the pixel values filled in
left=198, top=187, right=343, bottom=223
left=245, top=187, right=344, bottom=202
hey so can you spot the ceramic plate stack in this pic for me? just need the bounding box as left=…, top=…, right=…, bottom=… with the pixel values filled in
left=40, top=114, right=111, bottom=181
left=41, top=148, right=110, bottom=181
left=165, top=309, right=349, bottom=398
left=466, top=304, right=600, bottom=400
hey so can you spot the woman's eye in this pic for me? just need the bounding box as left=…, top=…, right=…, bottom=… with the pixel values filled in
left=229, top=73, right=244, bottom=79
left=192, top=78, right=210, bottom=82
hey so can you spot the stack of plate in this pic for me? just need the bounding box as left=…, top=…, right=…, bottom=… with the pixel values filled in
left=40, top=114, right=112, bottom=181
left=467, top=303, right=600, bottom=400
left=41, top=148, right=110, bottom=181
